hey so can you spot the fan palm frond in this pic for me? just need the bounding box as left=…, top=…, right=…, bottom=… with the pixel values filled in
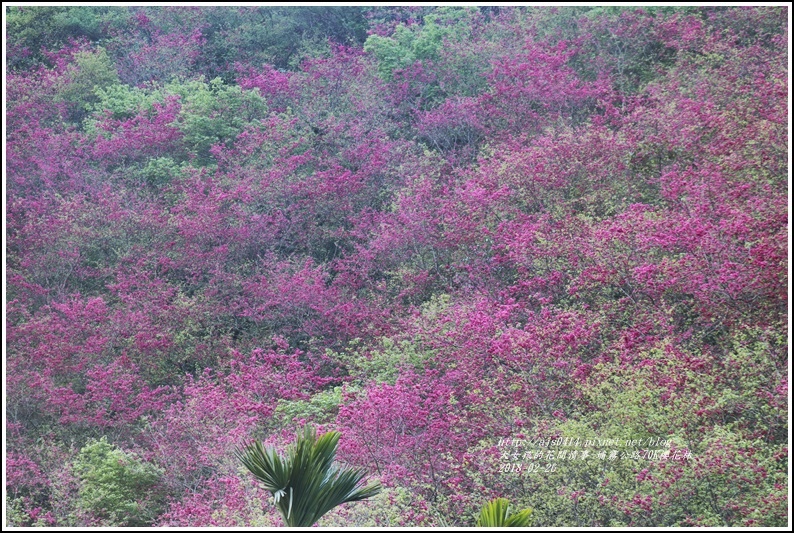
left=236, top=425, right=381, bottom=527
left=476, top=497, right=533, bottom=527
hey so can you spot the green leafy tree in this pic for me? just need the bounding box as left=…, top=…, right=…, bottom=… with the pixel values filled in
left=364, top=6, right=476, bottom=81
left=236, top=426, right=381, bottom=527
left=476, top=497, right=533, bottom=527
left=87, top=82, right=167, bottom=123
left=72, top=437, right=164, bottom=526
left=168, top=77, right=269, bottom=165
left=58, top=48, right=120, bottom=123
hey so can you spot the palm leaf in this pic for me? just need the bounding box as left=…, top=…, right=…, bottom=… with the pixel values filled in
left=476, top=497, right=532, bottom=527
left=236, top=425, right=381, bottom=527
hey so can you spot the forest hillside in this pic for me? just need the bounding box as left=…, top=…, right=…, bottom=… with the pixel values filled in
left=5, top=6, right=789, bottom=527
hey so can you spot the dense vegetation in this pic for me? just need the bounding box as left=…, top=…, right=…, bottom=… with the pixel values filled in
left=5, top=6, right=788, bottom=527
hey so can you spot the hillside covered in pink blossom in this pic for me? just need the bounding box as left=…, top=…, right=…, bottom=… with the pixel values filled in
left=6, top=6, right=788, bottom=527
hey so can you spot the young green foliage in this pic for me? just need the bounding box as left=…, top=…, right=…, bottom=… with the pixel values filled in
left=72, top=437, right=164, bottom=526
left=364, top=6, right=475, bottom=81
left=169, top=77, right=269, bottom=165
left=58, top=48, right=120, bottom=122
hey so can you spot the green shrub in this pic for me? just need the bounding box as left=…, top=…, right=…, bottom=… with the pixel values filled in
left=58, top=48, right=120, bottom=123
left=72, top=437, right=164, bottom=526
left=168, top=77, right=269, bottom=165
left=364, top=7, right=476, bottom=82
left=273, top=386, right=345, bottom=426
